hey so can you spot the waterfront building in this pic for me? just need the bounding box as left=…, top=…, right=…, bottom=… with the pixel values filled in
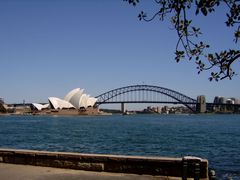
left=213, top=96, right=226, bottom=112
left=156, top=106, right=161, bottom=113
left=212, top=96, right=240, bottom=113
left=161, top=106, right=169, bottom=114
left=31, top=88, right=99, bottom=115
left=229, top=97, right=239, bottom=104
left=226, top=98, right=235, bottom=104
left=234, top=98, right=240, bottom=104
left=145, top=106, right=161, bottom=114
left=219, top=97, right=226, bottom=104
left=213, top=96, right=219, bottom=104
left=213, top=96, right=226, bottom=104
left=32, top=88, right=98, bottom=111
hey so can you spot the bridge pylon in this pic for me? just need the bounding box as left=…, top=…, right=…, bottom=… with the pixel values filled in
left=121, top=103, right=125, bottom=113
left=196, top=95, right=206, bottom=113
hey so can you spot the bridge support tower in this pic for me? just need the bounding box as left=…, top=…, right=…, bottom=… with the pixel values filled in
left=196, top=95, right=206, bottom=113
left=121, top=103, right=125, bottom=113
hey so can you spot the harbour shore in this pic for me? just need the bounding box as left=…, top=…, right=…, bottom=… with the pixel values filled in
left=0, top=148, right=209, bottom=180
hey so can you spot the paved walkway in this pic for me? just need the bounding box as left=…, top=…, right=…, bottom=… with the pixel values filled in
left=0, top=163, right=180, bottom=180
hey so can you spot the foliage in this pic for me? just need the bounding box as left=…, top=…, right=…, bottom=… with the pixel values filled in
left=124, top=0, right=240, bottom=81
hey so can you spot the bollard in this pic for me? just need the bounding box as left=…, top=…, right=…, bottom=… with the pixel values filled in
left=209, top=169, right=216, bottom=180
left=194, top=162, right=200, bottom=180
left=182, top=159, right=188, bottom=180
left=182, top=156, right=202, bottom=180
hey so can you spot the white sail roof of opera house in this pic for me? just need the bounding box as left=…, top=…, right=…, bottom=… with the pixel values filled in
left=32, top=103, right=49, bottom=111
left=64, top=88, right=98, bottom=109
left=64, top=88, right=83, bottom=102
left=64, top=88, right=84, bottom=108
left=87, top=97, right=98, bottom=107
left=48, top=97, right=75, bottom=110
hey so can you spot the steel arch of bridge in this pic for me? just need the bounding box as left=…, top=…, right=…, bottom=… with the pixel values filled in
left=95, top=85, right=197, bottom=112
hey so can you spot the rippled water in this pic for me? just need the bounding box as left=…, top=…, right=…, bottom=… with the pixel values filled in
left=0, top=114, right=239, bottom=179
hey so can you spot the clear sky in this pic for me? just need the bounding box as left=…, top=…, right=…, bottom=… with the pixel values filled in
left=0, top=0, right=239, bottom=108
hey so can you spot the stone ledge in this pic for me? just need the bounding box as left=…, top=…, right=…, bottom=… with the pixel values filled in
left=0, top=148, right=208, bottom=179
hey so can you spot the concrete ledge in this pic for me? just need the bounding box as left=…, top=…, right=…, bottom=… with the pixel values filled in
left=0, top=148, right=208, bottom=179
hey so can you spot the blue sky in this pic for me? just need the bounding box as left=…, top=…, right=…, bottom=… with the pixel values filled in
left=0, top=0, right=239, bottom=108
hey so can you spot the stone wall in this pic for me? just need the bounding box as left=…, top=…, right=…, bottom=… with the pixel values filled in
left=0, top=149, right=208, bottom=179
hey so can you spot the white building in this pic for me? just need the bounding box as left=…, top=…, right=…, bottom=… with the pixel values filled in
left=32, top=88, right=98, bottom=110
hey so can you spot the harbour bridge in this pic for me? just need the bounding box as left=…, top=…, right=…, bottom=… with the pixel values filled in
left=95, top=85, right=198, bottom=113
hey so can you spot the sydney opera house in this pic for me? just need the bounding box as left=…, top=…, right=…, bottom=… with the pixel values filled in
left=32, top=88, right=100, bottom=115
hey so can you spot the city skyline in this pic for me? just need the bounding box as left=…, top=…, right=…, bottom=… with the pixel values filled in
left=0, top=0, right=239, bottom=105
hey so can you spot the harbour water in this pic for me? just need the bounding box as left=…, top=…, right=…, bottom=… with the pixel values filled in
left=0, top=114, right=239, bottom=179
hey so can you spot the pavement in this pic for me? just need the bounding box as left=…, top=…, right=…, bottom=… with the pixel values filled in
left=0, top=163, right=180, bottom=180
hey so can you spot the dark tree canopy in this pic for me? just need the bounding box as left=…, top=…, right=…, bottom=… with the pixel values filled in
left=124, top=0, right=240, bottom=81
